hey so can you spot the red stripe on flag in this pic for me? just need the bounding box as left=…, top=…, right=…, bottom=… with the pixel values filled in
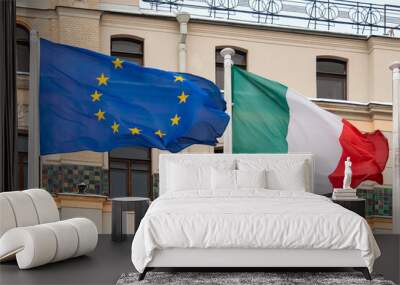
left=328, top=119, right=389, bottom=189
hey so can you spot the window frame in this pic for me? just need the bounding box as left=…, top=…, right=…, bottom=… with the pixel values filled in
left=16, top=130, right=28, bottom=190
left=108, top=35, right=151, bottom=199
left=316, top=57, right=348, bottom=101
left=110, top=36, right=144, bottom=66
left=16, top=24, right=30, bottom=74
left=108, top=149, right=152, bottom=199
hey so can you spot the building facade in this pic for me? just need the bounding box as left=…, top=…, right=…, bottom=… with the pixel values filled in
left=15, top=0, right=399, bottom=230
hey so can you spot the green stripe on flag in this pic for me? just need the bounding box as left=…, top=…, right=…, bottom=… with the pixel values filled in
left=232, top=65, right=289, bottom=153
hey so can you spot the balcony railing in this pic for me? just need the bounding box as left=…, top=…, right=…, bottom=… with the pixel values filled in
left=141, top=0, right=400, bottom=37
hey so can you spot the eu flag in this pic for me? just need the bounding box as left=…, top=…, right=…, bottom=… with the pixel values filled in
left=39, top=39, right=229, bottom=154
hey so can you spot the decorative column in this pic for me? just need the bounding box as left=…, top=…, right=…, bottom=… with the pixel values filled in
left=220, top=48, right=235, bottom=154
left=390, top=62, right=400, bottom=232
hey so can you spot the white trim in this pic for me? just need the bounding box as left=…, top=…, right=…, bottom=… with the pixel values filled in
left=221, top=48, right=235, bottom=154
left=390, top=62, right=400, bottom=233
left=148, top=248, right=366, bottom=268
left=310, top=98, right=392, bottom=107
left=98, top=3, right=140, bottom=14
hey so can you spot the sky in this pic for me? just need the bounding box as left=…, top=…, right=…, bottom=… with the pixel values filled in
left=368, top=0, right=400, bottom=5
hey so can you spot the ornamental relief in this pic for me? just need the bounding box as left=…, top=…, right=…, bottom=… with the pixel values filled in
left=17, top=103, right=29, bottom=130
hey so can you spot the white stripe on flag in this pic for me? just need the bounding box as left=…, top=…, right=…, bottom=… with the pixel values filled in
left=286, top=89, right=343, bottom=194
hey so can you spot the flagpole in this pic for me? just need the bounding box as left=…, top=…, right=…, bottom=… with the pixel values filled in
left=390, top=62, right=400, bottom=233
left=221, top=48, right=235, bottom=154
left=28, top=30, right=40, bottom=188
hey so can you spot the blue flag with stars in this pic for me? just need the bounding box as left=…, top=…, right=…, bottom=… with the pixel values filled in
left=39, top=39, right=229, bottom=154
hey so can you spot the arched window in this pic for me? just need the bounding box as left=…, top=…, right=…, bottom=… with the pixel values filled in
left=216, top=47, right=247, bottom=90
left=316, top=58, right=347, bottom=100
left=110, top=37, right=144, bottom=66
left=16, top=24, right=30, bottom=73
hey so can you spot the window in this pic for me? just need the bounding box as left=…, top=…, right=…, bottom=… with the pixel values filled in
left=111, top=37, right=144, bottom=65
left=16, top=132, right=28, bottom=190
left=109, top=147, right=152, bottom=199
left=16, top=24, right=30, bottom=73
left=316, top=58, right=347, bottom=100
left=216, top=48, right=247, bottom=90
left=109, top=37, right=150, bottom=198
left=214, top=146, right=223, bottom=153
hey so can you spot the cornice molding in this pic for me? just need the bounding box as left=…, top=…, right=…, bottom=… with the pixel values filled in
left=14, top=5, right=400, bottom=56
left=42, top=152, right=106, bottom=167
left=367, top=37, right=400, bottom=54
left=17, top=0, right=53, bottom=10
left=101, top=14, right=371, bottom=54
left=189, top=17, right=371, bottom=40
left=188, top=23, right=370, bottom=54
left=101, top=13, right=179, bottom=34
left=313, top=100, right=392, bottom=122
left=56, top=6, right=102, bottom=20
left=16, top=73, right=29, bottom=89
left=98, top=3, right=140, bottom=14
left=16, top=6, right=57, bottom=19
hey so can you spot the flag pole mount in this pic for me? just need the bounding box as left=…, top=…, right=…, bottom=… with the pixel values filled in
left=390, top=61, right=400, bottom=233
left=221, top=48, right=235, bottom=154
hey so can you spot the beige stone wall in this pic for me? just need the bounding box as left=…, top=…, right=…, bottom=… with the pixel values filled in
left=15, top=3, right=399, bottom=184
left=57, top=7, right=102, bottom=51
left=16, top=8, right=58, bottom=41
left=187, top=23, right=371, bottom=102
left=100, top=14, right=180, bottom=70
left=368, top=37, right=400, bottom=103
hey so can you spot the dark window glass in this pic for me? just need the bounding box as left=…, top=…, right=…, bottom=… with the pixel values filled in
left=109, top=147, right=150, bottom=160
left=214, top=146, right=223, bottom=153
left=109, top=160, right=129, bottom=198
left=109, top=147, right=151, bottom=199
left=16, top=132, right=28, bottom=190
left=131, top=171, right=149, bottom=198
left=317, top=58, right=347, bottom=100
left=109, top=37, right=148, bottom=198
left=216, top=48, right=247, bottom=90
left=16, top=25, right=30, bottom=73
left=111, top=37, right=144, bottom=66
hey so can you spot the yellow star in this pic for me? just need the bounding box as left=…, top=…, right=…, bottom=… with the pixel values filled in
left=170, top=114, right=180, bottom=126
left=155, top=129, right=165, bottom=138
left=94, top=109, right=105, bottom=121
left=112, top=58, right=123, bottom=69
left=129, top=127, right=141, bottom=135
left=96, top=73, right=109, bottom=86
left=90, top=90, right=102, bottom=102
left=174, top=75, right=184, bottom=82
left=111, top=122, right=119, bottom=133
left=178, top=91, right=189, bottom=103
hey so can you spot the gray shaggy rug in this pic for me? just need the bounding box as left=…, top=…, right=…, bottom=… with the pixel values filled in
left=116, top=271, right=396, bottom=285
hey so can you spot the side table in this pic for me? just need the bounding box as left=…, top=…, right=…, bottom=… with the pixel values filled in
left=331, top=198, right=366, bottom=218
left=111, top=197, right=150, bottom=242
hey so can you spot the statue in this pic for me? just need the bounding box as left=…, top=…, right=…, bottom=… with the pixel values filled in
left=343, top=157, right=352, bottom=189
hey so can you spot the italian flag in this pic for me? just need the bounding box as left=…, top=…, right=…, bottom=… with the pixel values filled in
left=232, top=66, right=389, bottom=192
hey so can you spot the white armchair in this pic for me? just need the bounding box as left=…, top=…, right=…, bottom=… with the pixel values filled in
left=0, top=189, right=98, bottom=269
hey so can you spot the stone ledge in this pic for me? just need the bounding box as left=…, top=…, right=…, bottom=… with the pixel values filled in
left=54, top=193, right=112, bottom=213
